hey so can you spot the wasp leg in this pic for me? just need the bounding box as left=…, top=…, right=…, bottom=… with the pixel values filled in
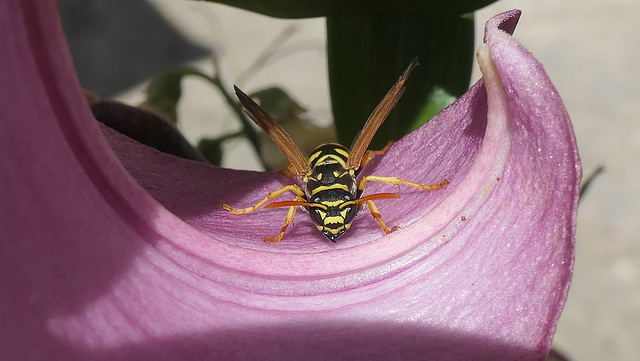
left=277, top=162, right=299, bottom=179
left=365, top=199, right=398, bottom=234
left=263, top=196, right=304, bottom=243
left=351, top=193, right=401, bottom=235
left=359, top=141, right=395, bottom=169
left=221, top=184, right=305, bottom=215
left=358, top=176, right=449, bottom=192
left=222, top=184, right=306, bottom=242
left=356, top=176, right=448, bottom=236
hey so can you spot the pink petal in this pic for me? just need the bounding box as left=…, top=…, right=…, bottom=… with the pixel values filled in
left=1, top=2, right=579, bottom=360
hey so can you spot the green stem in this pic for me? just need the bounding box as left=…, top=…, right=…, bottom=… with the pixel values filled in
left=193, top=69, right=266, bottom=169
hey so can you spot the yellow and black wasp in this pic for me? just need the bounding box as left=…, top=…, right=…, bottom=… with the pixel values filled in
left=222, top=58, right=449, bottom=243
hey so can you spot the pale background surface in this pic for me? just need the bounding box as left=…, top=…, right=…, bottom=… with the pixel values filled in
left=62, top=0, right=640, bottom=359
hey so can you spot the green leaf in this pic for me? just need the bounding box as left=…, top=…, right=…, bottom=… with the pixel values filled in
left=248, top=87, right=307, bottom=121
left=411, top=85, right=458, bottom=131
left=197, top=138, right=225, bottom=166
left=140, top=67, right=208, bottom=124
left=327, top=13, right=474, bottom=149
left=203, top=0, right=497, bottom=19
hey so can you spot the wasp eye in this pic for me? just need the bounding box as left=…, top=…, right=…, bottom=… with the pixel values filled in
left=308, top=207, right=326, bottom=226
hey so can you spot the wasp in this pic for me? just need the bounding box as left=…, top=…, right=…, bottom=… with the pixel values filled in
left=222, top=58, right=449, bottom=243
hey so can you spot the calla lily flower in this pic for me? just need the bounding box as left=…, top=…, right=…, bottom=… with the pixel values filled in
left=1, top=2, right=579, bottom=360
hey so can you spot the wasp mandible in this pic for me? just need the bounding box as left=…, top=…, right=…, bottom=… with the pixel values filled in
left=222, top=58, right=449, bottom=243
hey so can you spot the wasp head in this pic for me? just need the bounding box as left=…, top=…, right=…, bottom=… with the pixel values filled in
left=308, top=194, right=358, bottom=242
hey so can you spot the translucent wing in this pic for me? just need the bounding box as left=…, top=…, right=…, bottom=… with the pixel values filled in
left=347, top=57, right=419, bottom=170
left=234, top=86, right=312, bottom=177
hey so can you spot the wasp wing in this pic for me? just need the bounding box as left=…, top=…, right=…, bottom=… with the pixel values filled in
left=347, top=57, right=419, bottom=170
left=234, top=86, right=312, bottom=177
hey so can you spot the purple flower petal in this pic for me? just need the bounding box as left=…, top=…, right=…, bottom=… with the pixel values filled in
left=1, top=3, right=579, bottom=360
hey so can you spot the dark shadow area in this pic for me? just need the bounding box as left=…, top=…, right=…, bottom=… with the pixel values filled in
left=59, top=0, right=210, bottom=98
left=49, top=320, right=542, bottom=361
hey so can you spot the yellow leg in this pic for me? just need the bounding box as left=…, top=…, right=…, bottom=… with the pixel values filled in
left=263, top=197, right=302, bottom=243
left=359, top=141, right=395, bottom=169
left=358, top=176, right=449, bottom=192
left=358, top=176, right=448, bottom=236
left=365, top=199, right=398, bottom=234
left=278, top=162, right=298, bottom=179
left=221, top=184, right=306, bottom=243
left=221, top=184, right=305, bottom=214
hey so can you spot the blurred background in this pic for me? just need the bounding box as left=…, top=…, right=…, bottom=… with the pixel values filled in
left=59, top=0, right=640, bottom=359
